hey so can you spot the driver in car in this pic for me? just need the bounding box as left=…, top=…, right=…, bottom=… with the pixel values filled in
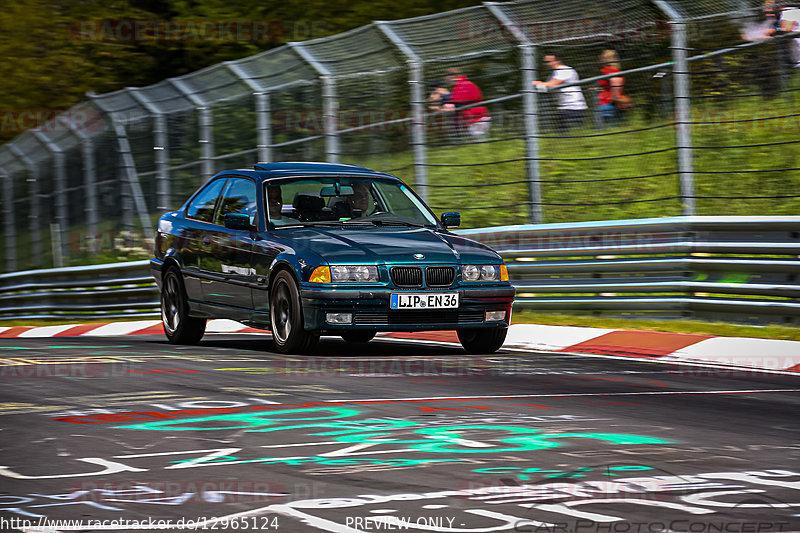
left=348, top=182, right=372, bottom=217
left=267, top=185, right=284, bottom=222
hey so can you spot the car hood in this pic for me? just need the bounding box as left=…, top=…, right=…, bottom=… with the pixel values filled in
left=275, top=226, right=500, bottom=264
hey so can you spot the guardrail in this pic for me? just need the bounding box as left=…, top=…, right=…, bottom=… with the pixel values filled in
left=2, top=217, right=799, bottom=324
left=462, top=216, right=800, bottom=324
left=0, top=260, right=159, bottom=320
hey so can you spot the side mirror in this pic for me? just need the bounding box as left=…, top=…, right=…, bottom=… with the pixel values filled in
left=224, top=212, right=254, bottom=231
left=441, top=212, right=461, bottom=229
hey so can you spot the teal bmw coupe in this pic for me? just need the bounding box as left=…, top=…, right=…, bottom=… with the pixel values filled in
left=151, top=162, right=515, bottom=354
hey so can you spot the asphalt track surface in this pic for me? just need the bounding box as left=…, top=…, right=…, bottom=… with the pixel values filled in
left=1, top=333, right=799, bottom=533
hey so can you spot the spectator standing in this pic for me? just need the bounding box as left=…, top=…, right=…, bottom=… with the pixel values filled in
left=780, top=5, right=800, bottom=67
left=743, top=0, right=793, bottom=93
left=596, top=50, right=626, bottom=126
left=532, top=53, right=588, bottom=133
left=445, top=67, right=491, bottom=139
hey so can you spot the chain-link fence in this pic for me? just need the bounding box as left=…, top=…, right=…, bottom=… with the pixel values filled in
left=1, top=0, right=799, bottom=272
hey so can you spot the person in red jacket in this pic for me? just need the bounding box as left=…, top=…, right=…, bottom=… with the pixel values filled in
left=445, top=67, right=491, bottom=139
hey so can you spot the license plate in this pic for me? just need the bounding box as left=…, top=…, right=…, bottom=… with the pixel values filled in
left=390, top=292, right=459, bottom=310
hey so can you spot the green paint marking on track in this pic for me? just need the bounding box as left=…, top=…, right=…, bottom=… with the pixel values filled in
left=117, top=407, right=674, bottom=457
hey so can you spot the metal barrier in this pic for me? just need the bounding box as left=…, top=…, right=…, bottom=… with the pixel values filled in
left=3, top=217, right=799, bottom=324
left=463, top=216, right=800, bottom=324
left=0, top=260, right=158, bottom=320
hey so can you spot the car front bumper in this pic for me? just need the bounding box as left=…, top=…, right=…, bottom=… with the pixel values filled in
left=299, top=286, right=515, bottom=333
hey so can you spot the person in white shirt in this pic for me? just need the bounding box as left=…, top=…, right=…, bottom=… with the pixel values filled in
left=780, top=6, right=800, bottom=67
left=532, top=53, right=588, bottom=134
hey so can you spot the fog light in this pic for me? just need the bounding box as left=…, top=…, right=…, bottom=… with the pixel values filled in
left=326, top=312, right=353, bottom=324
left=485, top=310, right=506, bottom=322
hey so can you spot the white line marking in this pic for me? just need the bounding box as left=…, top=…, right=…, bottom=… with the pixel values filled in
left=218, top=389, right=800, bottom=405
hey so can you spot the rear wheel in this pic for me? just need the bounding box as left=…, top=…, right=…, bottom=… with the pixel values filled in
left=457, top=328, right=507, bottom=354
left=270, top=270, right=319, bottom=354
left=161, top=267, right=206, bottom=345
left=341, top=331, right=376, bottom=343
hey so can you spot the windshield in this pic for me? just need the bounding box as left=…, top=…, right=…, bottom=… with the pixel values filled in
left=265, top=176, right=439, bottom=228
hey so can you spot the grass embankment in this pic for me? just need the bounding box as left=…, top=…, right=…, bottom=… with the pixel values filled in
left=344, top=82, right=800, bottom=228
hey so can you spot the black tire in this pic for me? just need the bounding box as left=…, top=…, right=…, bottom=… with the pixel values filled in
left=161, top=267, right=206, bottom=345
left=341, top=331, right=376, bottom=343
left=270, top=270, right=319, bottom=354
left=457, top=327, right=507, bottom=354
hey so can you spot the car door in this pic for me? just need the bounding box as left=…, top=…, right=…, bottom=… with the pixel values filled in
left=181, top=177, right=227, bottom=302
left=199, top=176, right=259, bottom=313
left=251, top=182, right=288, bottom=316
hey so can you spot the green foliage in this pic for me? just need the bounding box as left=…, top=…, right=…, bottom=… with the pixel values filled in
left=0, top=0, right=487, bottom=144
left=0, top=0, right=158, bottom=144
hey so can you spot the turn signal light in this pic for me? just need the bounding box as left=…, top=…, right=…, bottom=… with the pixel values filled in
left=500, top=264, right=509, bottom=282
left=309, top=266, right=331, bottom=283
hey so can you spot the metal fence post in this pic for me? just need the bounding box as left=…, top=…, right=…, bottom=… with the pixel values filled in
left=169, top=78, right=215, bottom=180
left=485, top=3, right=542, bottom=223
left=198, top=106, right=215, bottom=177
left=129, top=90, right=170, bottom=211
left=520, top=44, right=543, bottom=224
left=81, top=138, right=99, bottom=252
left=153, top=114, right=170, bottom=210
left=33, top=131, right=69, bottom=265
left=226, top=62, right=272, bottom=163
left=58, top=115, right=99, bottom=253
left=673, top=20, right=695, bottom=215
left=9, top=145, right=42, bottom=268
left=654, top=0, right=695, bottom=215
left=255, top=92, right=272, bottom=163
left=321, top=77, right=339, bottom=164
left=376, top=22, right=428, bottom=200
left=113, top=122, right=155, bottom=244
left=290, top=43, right=339, bottom=163
left=0, top=166, right=15, bottom=271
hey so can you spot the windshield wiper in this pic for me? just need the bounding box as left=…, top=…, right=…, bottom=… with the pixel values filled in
left=274, top=221, right=343, bottom=229
left=360, top=219, right=429, bottom=228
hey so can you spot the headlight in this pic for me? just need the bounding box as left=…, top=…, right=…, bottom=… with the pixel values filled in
left=463, top=264, right=504, bottom=282
left=463, top=264, right=480, bottom=282
left=330, top=265, right=379, bottom=283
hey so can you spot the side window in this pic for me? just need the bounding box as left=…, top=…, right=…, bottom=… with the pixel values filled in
left=214, top=177, right=258, bottom=226
left=186, top=179, right=226, bottom=222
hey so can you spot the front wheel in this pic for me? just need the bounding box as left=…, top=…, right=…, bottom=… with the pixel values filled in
left=161, top=267, right=206, bottom=345
left=341, top=331, right=376, bottom=343
left=457, top=328, right=507, bottom=354
left=270, top=270, right=319, bottom=354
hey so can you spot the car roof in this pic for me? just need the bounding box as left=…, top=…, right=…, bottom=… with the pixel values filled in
left=213, top=162, right=400, bottom=182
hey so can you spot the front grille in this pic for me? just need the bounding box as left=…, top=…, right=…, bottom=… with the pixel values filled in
left=390, top=266, right=423, bottom=287
left=354, top=310, right=484, bottom=325
left=426, top=266, right=455, bottom=287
